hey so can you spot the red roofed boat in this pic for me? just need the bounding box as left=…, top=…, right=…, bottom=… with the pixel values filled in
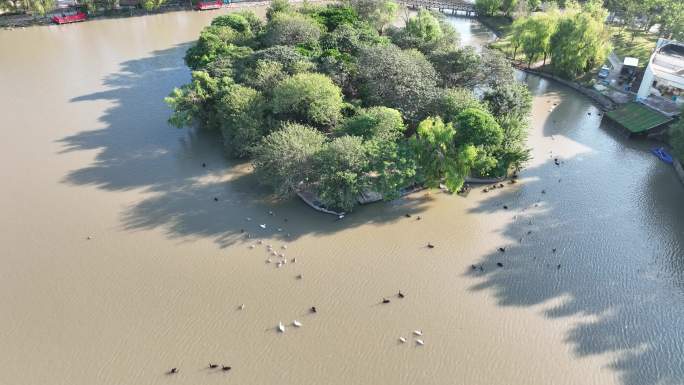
left=195, top=0, right=222, bottom=10
left=51, top=9, right=87, bottom=24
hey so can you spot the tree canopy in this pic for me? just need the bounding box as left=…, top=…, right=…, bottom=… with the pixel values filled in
left=166, top=0, right=531, bottom=210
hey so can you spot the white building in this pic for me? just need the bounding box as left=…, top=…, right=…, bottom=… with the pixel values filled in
left=637, top=38, right=684, bottom=109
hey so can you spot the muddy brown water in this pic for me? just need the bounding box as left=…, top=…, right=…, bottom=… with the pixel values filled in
left=0, top=9, right=683, bottom=385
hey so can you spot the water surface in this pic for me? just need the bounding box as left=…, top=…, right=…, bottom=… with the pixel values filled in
left=0, top=11, right=682, bottom=385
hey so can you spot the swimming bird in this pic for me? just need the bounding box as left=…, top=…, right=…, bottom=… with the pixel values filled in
left=398, top=291, right=405, bottom=298
left=413, top=330, right=423, bottom=336
left=296, top=274, right=303, bottom=279
left=268, top=210, right=274, bottom=216
left=238, top=304, right=245, bottom=310
left=552, top=248, right=557, bottom=253
left=557, top=264, right=561, bottom=269
left=497, top=262, right=504, bottom=267
left=471, top=264, right=477, bottom=270
left=416, top=339, right=425, bottom=346
left=382, top=298, right=391, bottom=304
left=259, top=224, right=266, bottom=229
left=427, top=243, right=435, bottom=249
left=399, top=337, right=407, bottom=343
left=209, top=363, right=218, bottom=369
left=168, top=368, right=178, bottom=374
left=291, top=258, right=296, bottom=263
left=503, top=205, right=508, bottom=209
left=416, top=216, right=422, bottom=220
left=221, top=366, right=231, bottom=371
left=213, top=197, right=219, bottom=202
left=498, top=247, right=506, bottom=252
left=281, top=245, right=287, bottom=249
left=277, top=322, right=285, bottom=332
left=293, top=320, right=302, bottom=327
left=202, top=163, right=206, bottom=168
left=310, top=306, right=317, bottom=313
left=405, top=213, right=411, bottom=218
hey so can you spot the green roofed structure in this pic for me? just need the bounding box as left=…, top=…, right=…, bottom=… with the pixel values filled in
left=605, top=102, right=673, bottom=135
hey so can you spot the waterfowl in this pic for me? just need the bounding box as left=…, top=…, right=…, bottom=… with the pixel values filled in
left=413, top=330, right=423, bottom=336
left=552, top=248, right=557, bottom=253
left=281, top=245, right=287, bottom=249
left=337, top=214, right=345, bottom=220
left=213, top=197, right=219, bottom=202
left=382, top=298, right=391, bottom=304
left=291, top=258, right=296, bottom=263
left=209, top=363, right=218, bottom=369
left=296, top=274, right=303, bottom=279
left=483, top=188, right=489, bottom=193
left=259, top=224, right=266, bottom=229
left=541, top=189, right=546, bottom=194
left=268, top=210, right=274, bottom=216
left=503, top=205, right=508, bottom=209
left=399, top=337, right=407, bottom=343
left=293, top=320, right=302, bottom=327
left=557, top=264, right=561, bottom=269
left=416, top=339, right=425, bottom=346
left=310, top=306, right=317, bottom=313
left=266, top=258, right=272, bottom=263
left=498, top=247, right=506, bottom=252
left=398, top=291, right=405, bottom=298
left=249, top=245, right=255, bottom=249
left=277, top=322, right=285, bottom=332
left=405, top=213, right=411, bottom=218
left=202, top=163, right=206, bottom=168
left=238, top=304, right=245, bottom=310
left=479, top=265, right=484, bottom=272
left=168, top=368, right=178, bottom=374
left=427, top=243, right=435, bottom=249
left=416, top=216, right=422, bottom=220
left=497, top=262, right=504, bottom=267
left=221, top=366, right=232, bottom=371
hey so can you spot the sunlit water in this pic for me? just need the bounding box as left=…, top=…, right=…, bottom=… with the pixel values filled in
left=0, top=10, right=682, bottom=385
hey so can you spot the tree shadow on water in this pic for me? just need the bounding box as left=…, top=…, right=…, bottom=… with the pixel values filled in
left=465, top=150, right=684, bottom=384
left=58, top=44, right=429, bottom=248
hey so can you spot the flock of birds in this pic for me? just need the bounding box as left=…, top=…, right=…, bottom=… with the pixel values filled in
left=162, top=156, right=569, bottom=376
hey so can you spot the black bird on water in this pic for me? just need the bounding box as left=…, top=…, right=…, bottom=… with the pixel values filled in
left=398, top=291, right=405, bottom=298
left=498, top=247, right=506, bottom=253
left=427, top=243, right=435, bottom=248
left=310, top=306, right=317, bottom=313
left=405, top=213, right=411, bottom=218
left=167, top=368, right=178, bottom=375
left=552, top=248, right=557, bottom=253
left=382, top=298, right=391, bottom=304
left=213, top=197, right=219, bottom=202
left=222, top=366, right=232, bottom=371
left=496, top=262, right=504, bottom=267
left=202, top=162, right=206, bottom=168
left=209, top=363, right=218, bottom=369
left=557, top=264, right=562, bottom=269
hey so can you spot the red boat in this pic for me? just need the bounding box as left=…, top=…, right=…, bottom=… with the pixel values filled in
left=194, top=0, right=222, bottom=10
left=51, top=9, right=87, bottom=24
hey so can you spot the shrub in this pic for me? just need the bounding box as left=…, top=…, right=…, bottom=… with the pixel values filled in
left=251, top=123, right=326, bottom=196
left=262, top=12, right=324, bottom=49
left=271, top=73, right=344, bottom=128
left=338, top=106, right=405, bottom=141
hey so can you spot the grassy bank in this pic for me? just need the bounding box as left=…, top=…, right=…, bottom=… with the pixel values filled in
left=608, top=26, right=657, bottom=67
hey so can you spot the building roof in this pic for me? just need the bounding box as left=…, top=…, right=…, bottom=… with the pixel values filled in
left=605, top=102, right=673, bottom=133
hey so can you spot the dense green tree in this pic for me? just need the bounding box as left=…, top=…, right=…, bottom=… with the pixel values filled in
left=184, top=26, right=254, bottom=70
left=314, top=136, right=370, bottom=211
left=262, top=12, right=324, bottom=49
left=266, top=0, right=291, bottom=21
left=348, top=0, right=398, bottom=33
left=455, top=108, right=503, bottom=149
left=549, top=3, right=610, bottom=77
left=165, top=71, right=224, bottom=129
left=475, top=0, right=503, bottom=16
left=338, top=106, right=405, bottom=141
left=410, top=117, right=477, bottom=191
left=217, top=84, right=268, bottom=157
left=271, top=73, right=344, bottom=128
left=519, top=12, right=557, bottom=67
left=430, top=47, right=482, bottom=88
left=252, top=123, right=326, bottom=196
left=483, top=82, right=532, bottom=122
left=390, top=10, right=459, bottom=54
left=435, top=88, right=486, bottom=122
left=356, top=44, right=439, bottom=123
left=308, top=4, right=359, bottom=31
